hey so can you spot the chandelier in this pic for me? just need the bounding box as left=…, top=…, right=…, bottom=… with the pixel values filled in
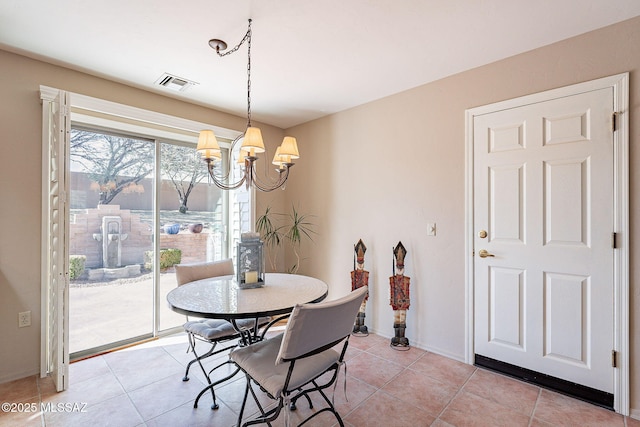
left=196, top=19, right=300, bottom=192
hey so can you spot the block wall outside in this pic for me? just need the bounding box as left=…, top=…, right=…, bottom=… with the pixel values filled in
left=69, top=205, right=215, bottom=269
left=69, top=205, right=153, bottom=268
left=158, top=231, right=220, bottom=264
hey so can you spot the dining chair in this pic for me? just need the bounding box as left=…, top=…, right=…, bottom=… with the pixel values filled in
left=231, top=285, right=368, bottom=427
left=175, top=259, right=267, bottom=409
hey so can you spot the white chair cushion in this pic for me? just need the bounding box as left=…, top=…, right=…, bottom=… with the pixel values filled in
left=276, top=286, right=368, bottom=364
left=184, top=318, right=266, bottom=341
left=231, top=334, right=339, bottom=398
left=184, top=319, right=237, bottom=340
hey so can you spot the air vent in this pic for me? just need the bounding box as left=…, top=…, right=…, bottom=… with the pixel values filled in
left=155, top=73, right=198, bottom=92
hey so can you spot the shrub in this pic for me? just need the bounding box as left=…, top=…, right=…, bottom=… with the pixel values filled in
left=69, top=255, right=86, bottom=280
left=144, top=248, right=182, bottom=270
left=160, top=248, right=182, bottom=269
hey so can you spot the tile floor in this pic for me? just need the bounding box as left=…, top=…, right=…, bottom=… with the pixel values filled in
left=1, top=332, right=638, bottom=427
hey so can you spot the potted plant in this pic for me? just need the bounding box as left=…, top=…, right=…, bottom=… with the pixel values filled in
left=188, top=223, right=203, bottom=233
left=255, top=205, right=316, bottom=274
left=163, top=223, right=180, bottom=234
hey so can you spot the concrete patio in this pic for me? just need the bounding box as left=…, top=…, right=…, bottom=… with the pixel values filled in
left=69, top=271, right=185, bottom=355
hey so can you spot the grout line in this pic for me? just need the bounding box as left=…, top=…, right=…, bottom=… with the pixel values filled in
left=434, top=365, right=477, bottom=422
left=35, top=375, right=46, bottom=427
left=101, top=354, right=147, bottom=424
left=528, top=387, right=543, bottom=427
left=357, top=340, right=465, bottom=423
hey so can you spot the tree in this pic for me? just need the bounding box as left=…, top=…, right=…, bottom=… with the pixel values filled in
left=160, top=144, right=209, bottom=213
left=70, top=129, right=154, bottom=205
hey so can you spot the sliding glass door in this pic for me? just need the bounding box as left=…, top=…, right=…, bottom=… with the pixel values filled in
left=157, top=142, right=226, bottom=331
left=68, top=128, right=155, bottom=355
left=67, top=125, right=252, bottom=358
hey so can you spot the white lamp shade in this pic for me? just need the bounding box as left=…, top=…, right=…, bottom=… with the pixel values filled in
left=279, top=136, right=299, bottom=159
left=272, top=146, right=292, bottom=166
left=197, top=130, right=221, bottom=155
left=241, top=127, right=266, bottom=153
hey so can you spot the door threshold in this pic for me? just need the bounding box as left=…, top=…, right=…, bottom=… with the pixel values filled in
left=474, top=354, right=614, bottom=410
left=70, top=334, right=155, bottom=363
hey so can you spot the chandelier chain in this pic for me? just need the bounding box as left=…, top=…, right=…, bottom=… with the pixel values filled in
left=247, top=23, right=251, bottom=127
left=200, top=19, right=297, bottom=192
left=216, top=19, right=253, bottom=127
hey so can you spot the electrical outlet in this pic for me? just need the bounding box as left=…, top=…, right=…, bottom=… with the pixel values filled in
left=18, top=311, right=31, bottom=328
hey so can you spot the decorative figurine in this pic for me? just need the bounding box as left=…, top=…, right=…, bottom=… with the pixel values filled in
left=351, top=239, right=369, bottom=336
left=389, top=241, right=410, bottom=350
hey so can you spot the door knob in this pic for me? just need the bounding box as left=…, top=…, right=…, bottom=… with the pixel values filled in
left=478, top=249, right=495, bottom=258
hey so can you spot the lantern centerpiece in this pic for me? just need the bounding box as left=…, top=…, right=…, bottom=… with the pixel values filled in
left=236, top=232, right=265, bottom=288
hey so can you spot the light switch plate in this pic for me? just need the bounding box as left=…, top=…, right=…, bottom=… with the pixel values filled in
left=427, top=223, right=436, bottom=236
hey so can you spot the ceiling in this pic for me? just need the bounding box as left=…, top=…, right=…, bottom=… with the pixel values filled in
left=1, top=1, right=639, bottom=129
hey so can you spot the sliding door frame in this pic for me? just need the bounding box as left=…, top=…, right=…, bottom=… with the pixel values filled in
left=40, top=86, right=245, bottom=381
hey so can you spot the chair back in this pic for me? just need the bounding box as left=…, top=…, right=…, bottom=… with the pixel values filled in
left=175, top=259, right=234, bottom=286
left=275, top=286, right=367, bottom=364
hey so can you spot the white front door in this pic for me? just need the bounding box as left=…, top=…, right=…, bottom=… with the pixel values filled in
left=473, top=86, right=615, bottom=393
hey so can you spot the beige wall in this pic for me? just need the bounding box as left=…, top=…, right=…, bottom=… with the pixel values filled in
left=0, top=14, right=638, bottom=415
left=284, top=16, right=640, bottom=413
left=0, top=49, right=285, bottom=382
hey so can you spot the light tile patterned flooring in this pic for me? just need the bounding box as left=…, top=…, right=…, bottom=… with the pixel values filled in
left=1, top=332, right=638, bottom=427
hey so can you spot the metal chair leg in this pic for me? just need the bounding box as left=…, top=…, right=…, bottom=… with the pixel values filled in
left=193, top=365, right=241, bottom=409
left=183, top=333, right=220, bottom=381
left=184, top=332, right=239, bottom=409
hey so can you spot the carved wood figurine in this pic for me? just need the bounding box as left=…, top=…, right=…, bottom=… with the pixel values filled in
left=351, top=239, right=369, bottom=336
left=389, top=241, right=410, bottom=350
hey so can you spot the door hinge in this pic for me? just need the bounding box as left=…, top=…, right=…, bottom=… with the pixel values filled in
left=611, top=350, right=618, bottom=368
left=612, top=232, right=618, bottom=249
left=612, top=112, right=619, bottom=132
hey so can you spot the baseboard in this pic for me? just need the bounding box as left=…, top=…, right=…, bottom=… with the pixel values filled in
left=0, top=367, right=40, bottom=385
left=421, top=345, right=466, bottom=363
left=368, top=328, right=465, bottom=363
left=630, top=408, right=640, bottom=420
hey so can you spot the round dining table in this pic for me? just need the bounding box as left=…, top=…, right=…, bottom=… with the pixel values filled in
left=167, top=272, right=329, bottom=410
left=167, top=272, right=328, bottom=320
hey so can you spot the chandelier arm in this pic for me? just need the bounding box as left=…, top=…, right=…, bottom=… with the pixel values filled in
left=205, top=159, right=248, bottom=191
left=227, top=134, right=244, bottom=155
left=210, top=134, right=247, bottom=188
left=207, top=166, right=247, bottom=190
left=247, top=162, right=292, bottom=192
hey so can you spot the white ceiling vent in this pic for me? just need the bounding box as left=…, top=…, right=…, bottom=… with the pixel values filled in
left=155, top=73, right=198, bottom=92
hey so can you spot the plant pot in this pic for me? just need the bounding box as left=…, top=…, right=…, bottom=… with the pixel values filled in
left=163, top=223, right=180, bottom=234
left=188, top=223, right=203, bottom=234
